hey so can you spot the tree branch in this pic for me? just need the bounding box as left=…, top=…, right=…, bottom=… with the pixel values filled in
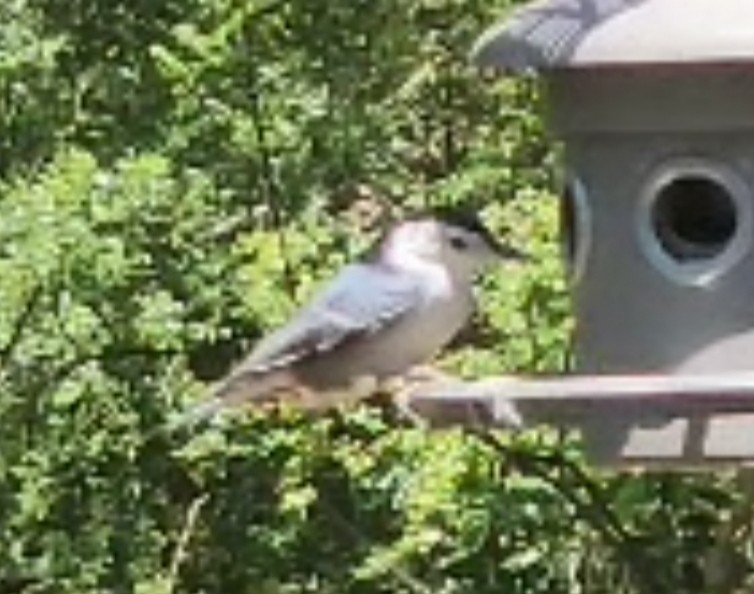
left=471, top=429, right=663, bottom=593
left=0, top=283, right=43, bottom=368
left=166, top=493, right=209, bottom=593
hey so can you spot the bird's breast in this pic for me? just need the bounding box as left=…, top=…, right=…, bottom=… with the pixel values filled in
left=359, top=283, right=474, bottom=376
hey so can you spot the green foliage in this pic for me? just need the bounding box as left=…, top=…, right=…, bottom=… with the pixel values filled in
left=0, top=1, right=752, bottom=593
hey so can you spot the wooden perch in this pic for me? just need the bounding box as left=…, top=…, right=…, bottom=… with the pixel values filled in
left=404, top=372, right=754, bottom=466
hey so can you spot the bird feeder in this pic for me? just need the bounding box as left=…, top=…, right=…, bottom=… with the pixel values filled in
left=409, top=0, right=754, bottom=465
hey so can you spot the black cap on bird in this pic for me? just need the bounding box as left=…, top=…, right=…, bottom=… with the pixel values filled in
left=428, top=206, right=526, bottom=262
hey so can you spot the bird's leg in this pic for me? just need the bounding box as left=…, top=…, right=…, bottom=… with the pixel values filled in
left=386, top=365, right=456, bottom=426
left=389, top=368, right=524, bottom=430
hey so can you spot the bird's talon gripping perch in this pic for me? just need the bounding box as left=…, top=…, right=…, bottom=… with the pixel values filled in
left=396, top=375, right=525, bottom=430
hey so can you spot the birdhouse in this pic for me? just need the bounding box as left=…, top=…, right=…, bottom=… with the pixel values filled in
left=475, top=0, right=754, bottom=374
left=409, top=0, right=754, bottom=465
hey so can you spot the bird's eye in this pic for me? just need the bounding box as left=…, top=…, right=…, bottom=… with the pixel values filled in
left=449, top=236, right=469, bottom=251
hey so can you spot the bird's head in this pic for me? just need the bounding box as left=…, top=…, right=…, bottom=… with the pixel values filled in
left=374, top=207, right=525, bottom=279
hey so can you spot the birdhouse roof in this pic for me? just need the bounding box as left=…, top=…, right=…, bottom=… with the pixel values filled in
left=473, top=0, right=754, bottom=73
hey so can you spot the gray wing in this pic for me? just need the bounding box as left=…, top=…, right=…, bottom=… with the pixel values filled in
left=235, top=264, right=422, bottom=375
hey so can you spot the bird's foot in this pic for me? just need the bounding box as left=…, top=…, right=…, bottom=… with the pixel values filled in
left=385, top=366, right=455, bottom=426
left=390, top=371, right=525, bottom=430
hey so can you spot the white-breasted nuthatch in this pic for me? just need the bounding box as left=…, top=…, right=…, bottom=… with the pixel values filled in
left=178, top=207, right=523, bottom=425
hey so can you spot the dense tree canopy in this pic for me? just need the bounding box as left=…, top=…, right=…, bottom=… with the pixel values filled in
left=0, top=1, right=751, bottom=593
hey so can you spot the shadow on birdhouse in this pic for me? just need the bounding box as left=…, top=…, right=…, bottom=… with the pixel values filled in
left=408, top=0, right=754, bottom=466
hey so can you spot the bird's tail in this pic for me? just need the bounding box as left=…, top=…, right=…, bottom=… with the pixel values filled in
left=165, top=370, right=290, bottom=433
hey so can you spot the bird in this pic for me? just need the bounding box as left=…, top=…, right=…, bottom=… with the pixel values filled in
left=175, top=207, right=523, bottom=426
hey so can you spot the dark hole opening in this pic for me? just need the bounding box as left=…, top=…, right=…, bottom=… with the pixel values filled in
left=651, top=176, right=737, bottom=262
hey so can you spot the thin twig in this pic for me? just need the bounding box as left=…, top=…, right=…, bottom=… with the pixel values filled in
left=0, top=283, right=43, bottom=368
left=471, top=429, right=662, bottom=593
left=166, top=493, right=210, bottom=593
left=317, top=496, right=434, bottom=594
left=247, top=0, right=289, bottom=22
left=243, top=17, right=297, bottom=301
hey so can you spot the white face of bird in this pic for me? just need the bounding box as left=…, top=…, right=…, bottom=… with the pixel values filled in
left=382, top=214, right=523, bottom=279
